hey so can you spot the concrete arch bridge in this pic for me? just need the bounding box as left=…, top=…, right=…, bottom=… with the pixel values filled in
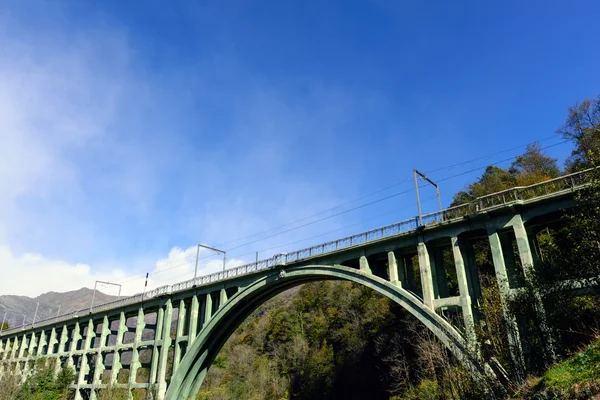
left=1, top=169, right=598, bottom=400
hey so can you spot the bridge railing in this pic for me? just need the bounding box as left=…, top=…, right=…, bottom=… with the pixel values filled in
left=1, top=168, right=593, bottom=337
left=420, top=168, right=593, bottom=224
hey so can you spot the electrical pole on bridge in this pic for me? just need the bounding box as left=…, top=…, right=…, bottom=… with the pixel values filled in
left=413, top=169, right=443, bottom=226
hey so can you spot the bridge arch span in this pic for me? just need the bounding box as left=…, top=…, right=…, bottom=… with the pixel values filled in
left=166, top=264, right=491, bottom=400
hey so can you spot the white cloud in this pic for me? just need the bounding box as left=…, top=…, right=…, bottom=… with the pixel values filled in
left=0, top=244, right=244, bottom=298
left=0, top=4, right=366, bottom=299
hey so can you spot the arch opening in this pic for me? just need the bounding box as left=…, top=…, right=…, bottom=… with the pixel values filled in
left=166, top=265, right=492, bottom=400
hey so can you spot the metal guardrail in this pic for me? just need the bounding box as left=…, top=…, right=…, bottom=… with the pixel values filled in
left=1, top=169, right=594, bottom=336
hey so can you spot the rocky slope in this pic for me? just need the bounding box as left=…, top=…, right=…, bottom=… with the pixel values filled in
left=0, top=288, right=120, bottom=329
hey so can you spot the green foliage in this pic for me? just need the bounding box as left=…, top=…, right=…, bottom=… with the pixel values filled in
left=13, top=362, right=75, bottom=400
left=199, top=281, right=418, bottom=399
left=392, top=379, right=440, bottom=400
left=557, top=95, right=600, bottom=171
left=451, top=143, right=561, bottom=206
left=516, top=336, right=600, bottom=399
left=543, top=337, right=600, bottom=391
left=1, top=322, right=9, bottom=332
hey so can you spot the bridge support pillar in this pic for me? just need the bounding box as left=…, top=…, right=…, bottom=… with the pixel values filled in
left=17, top=333, right=28, bottom=376
left=92, top=316, right=112, bottom=389
left=219, top=289, right=228, bottom=308
left=488, top=226, right=525, bottom=379
left=157, top=300, right=173, bottom=400
left=38, top=329, right=48, bottom=357
left=417, top=241, right=435, bottom=309
left=110, top=312, right=127, bottom=384
left=46, top=328, right=57, bottom=368
left=74, top=319, right=94, bottom=400
left=188, top=296, right=199, bottom=345
left=129, top=307, right=146, bottom=392
left=203, top=294, right=213, bottom=328
left=149, top=307, right=165, bottom=386
left=359, top=256, right=372, bottom=274
left=55, top=325, right=69, bottom=377
left=387, top=252, right=401, bottom=287
left=451, top=236, right=476, bottom=345
left=65, top=322, right=80, bottom=377
left=173, top=300, right=187, bottom=373
left=29, top=330, right=39, bottom=358
left=512, top=215, right=555, bottom=363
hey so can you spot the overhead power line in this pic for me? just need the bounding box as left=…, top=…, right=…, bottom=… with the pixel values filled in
left=110, top=136, right=570, bottom=288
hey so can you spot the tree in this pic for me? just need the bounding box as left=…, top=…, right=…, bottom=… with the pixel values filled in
left=451, top=166, right=516, bottom=206
left=450, top=145, right=561, bottom=207
left=1, top=322, right=9, bottom=331
left=557, top=95, right=600, bottom=171
left=509, top=142, right=561, bottom=185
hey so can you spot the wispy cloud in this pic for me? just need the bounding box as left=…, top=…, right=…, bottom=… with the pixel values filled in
left=0, top=4, right=374, bottom=297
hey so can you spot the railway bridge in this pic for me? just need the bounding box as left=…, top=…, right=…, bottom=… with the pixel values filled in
left=0, top=169, right=598, bottom=399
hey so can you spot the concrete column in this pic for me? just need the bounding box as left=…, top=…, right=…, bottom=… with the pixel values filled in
left=157, top=300, right=173, bottom=399
left=75, top=319, right=94, bottom=400
left=14, top=334, right=27, bottom=375
left=10, top=336, right=19, bottom=360
left=47, top=328, right=58, bottom=357
left=38, top=330, right=48, bottom=356
left=387, top=252, right=401, bottom=287
left=451, top=236, right=476, bottom=343
left=66, top=322, right=82, bottom=370
left=512, top=215, right=536, bottom=279
left=188, top=295, right=199, bottom=345
left=149, top=307, right=165, bottom=385
left=512, top=215, right=555, bottom=362
left=173, top=300, right=187, bottom=373
left=359, top=256, right=372, bottom=274
left=110, top=312, right=127, bottom=384
left=219, top=289, right=228, bottom=309
left=203, top=293, right=213, bottom=329
left=488, top=226, right=525, bottom=378
left=55, top=325, right=69, bottom=376
left=92, top=316, right=111, bottom=385
left=129, top=307, right=145, bottom=389
left=29, top=331, right=39, bottom=358
left=417, top=241, right=435, bottom=309
left=18, top=333, right=28, bottom=358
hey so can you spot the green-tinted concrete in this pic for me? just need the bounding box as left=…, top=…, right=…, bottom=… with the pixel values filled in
left=157, top=300, right=174, bottom=399
left=511, top=214, right=556, bottom=363
left=387, top=251, right=401, bottom=287
left=188, top=296, right=199, bottom=346
left=417, top=241, right=435, bottom=309
left=451, top=236, right=476, bottom=344
left=487, top=225, right=526, bottom=379
left=359, top=256, right=372, bottom=274
left=173, top=300, right=186, bottom=373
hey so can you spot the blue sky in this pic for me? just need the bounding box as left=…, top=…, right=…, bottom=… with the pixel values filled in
left=1, top=0, right=599, bottom=296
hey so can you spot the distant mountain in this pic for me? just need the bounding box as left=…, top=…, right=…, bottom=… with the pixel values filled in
left=0, top=288, right=120, bottom=330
